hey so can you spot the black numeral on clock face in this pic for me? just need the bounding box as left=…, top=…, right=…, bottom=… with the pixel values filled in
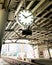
left=19, top=19, right=21, bottom=21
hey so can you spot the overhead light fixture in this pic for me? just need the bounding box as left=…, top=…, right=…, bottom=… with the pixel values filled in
left=22, top=29, right=32, bottom=35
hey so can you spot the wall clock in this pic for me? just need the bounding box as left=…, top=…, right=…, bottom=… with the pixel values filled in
left=17, top=9, right=34, bottom=28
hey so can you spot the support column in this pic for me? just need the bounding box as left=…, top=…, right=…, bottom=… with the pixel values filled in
left=0, top=9, right=8, bottom=54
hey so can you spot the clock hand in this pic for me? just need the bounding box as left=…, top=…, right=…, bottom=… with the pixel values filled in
left=27, top=14, right=32, bottom=17
left=22, top=14, right=32, bottom=18
left=22, top=14, right=27, bottom=18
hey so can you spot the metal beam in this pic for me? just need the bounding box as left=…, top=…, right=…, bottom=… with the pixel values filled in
left=5, top=21, right=12, bottom=29
left=31, top=0, right=46, bottom=13
left=31, top=1, right=52, bottom=29
left=40, top=21, right=51, bottom=27
left=37, top=19, right=47, bottom=25
left=42, top=9, right=52, bottom=17
left=6, top=25, right=20, bottom=39
left=35, top=1, right=52, bottom=17
left=47, top=24, right=52, bottom=28
left=34, top=16, right=51, bottom=24
left=26, top=0, right=35, bottom=9
left=15, top=0, right=24, bottom=16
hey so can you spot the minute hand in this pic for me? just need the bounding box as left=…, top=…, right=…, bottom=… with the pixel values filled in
left=27, top=14, right=32, bottom=17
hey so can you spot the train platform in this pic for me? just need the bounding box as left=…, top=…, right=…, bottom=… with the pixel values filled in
left=0, top=56, right=52, bottom=65
left=1, top=56, right=52, bottom=65
left=0, top=58, right=10, bottom=65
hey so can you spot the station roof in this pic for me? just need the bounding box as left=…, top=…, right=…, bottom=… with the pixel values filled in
left=0, top=0, right=52, bottom=44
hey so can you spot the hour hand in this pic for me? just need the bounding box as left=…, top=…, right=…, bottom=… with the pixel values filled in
left=22, top=14, right=27, bottom=18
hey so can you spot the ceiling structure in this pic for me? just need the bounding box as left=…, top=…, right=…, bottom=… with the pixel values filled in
left=0, top=0, right=52, bottom=44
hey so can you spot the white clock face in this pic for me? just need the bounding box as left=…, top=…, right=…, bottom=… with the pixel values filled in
left=17, top=10, right=34, bottom=28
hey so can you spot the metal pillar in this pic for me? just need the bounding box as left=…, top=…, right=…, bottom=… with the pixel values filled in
left=47, top=41, right=51, bottom=59
left=0, top=9, right=8, bottom=53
